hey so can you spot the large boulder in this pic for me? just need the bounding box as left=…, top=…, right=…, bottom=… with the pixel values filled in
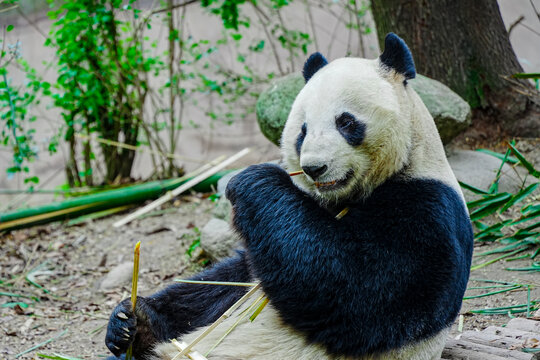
left=409, top=74, right=471, bottom=144
left=256, top=73, right=471, bottom=145
left=256, top=73, right=305, bottom=146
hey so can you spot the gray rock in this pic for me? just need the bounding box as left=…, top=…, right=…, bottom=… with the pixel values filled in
left=409, top=74, right=471, bottom=144
left=212, top=196, right=232, bottom=222
left=217, top=169, right=243, bottom=195
left=100, top=262, right=133, bottom=291
left=200, top=218, right=239, bottom=261
left=255, top=73, right=471, bottom=145
left=256, top=73, right=305, bottom=146
left=448, top=150, right=528, bottom=201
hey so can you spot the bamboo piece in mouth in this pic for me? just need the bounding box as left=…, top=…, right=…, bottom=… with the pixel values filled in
left=289, top=171, right=304, bottom=176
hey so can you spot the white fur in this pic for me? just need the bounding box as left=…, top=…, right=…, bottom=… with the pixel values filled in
left=151, top=289, right=448, bottom=360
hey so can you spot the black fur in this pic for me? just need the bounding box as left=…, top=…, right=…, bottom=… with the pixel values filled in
left=106, top=163, right=473, bottom=359
left=105, top=253, right=251, bottom=359
left=335, top=112, right=366, bottom=146
left=295, top=123, right=307, bottom=155
left=302, top=52, right=328, bottom=82
left=226, top=163, right=472, bottom=357
left=380, top=33, right=416, bottom=81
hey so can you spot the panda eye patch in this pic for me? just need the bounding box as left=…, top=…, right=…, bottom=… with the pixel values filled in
left=296, top=123, right=307, bottom=156
left=335, top=113, right=355, bottom=130
left=335, top=112, right=366, bottom=146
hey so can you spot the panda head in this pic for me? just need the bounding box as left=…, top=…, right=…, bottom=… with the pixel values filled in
left=281, top=33, right=417, bottom=205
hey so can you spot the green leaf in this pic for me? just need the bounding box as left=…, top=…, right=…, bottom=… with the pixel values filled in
left=459, top=181, right=489, bottom=195
left=500, top=183, right=539, bottom=213
left=476, top=149, right=519, bottom=164
left=469, top=198, right=511, bottom=221
left=508, top=142, right=540, bottom=178
left=6, top=25, right=14, bottom=32
left=512, top=72, right=540, bottom=79
left=467, top=192, right=511, bottom=210
left=37, top=353, right=85, bottom=360
left=1, top=301, right=29, bottom=308
left=24, top=176, right=40, bottom=184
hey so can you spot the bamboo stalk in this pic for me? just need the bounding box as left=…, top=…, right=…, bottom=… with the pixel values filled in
left=289, top=171, right=303, bottom=176
left=172, top=283, right=261, bottom=359
left=114, top=148, right=251, bottom=228
left=205, top=294, right=266, bottom=357
left=126, top=241, right=141, bottom=360
left=175, top=280, right=259, bottom=287
left=0, top=158, right=229, bottom=232
left=171, top=339, right=208, bottom=360
left=335, top=207, right=349, bottom=220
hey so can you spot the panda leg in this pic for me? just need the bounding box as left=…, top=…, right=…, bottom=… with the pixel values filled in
left=150, top=290, right=333, bottom=360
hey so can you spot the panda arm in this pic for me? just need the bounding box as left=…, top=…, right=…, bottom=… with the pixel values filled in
left=105, top=252, right=251, bottom=358
left=226, top=163, right=472, bottom=357
left=146, top=251, right=252, bottom=338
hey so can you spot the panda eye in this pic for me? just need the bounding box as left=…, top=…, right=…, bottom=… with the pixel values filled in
left=301, top=123, right=307, bottom=134
left=335, top=113, right=356, bottom=130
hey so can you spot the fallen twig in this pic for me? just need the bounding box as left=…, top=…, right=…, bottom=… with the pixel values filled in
left=114, top=149, right=250, bottom=227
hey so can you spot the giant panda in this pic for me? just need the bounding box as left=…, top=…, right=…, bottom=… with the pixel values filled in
left=105, top=33, right=473, bottom=360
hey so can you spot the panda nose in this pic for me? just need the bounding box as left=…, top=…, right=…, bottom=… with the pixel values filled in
left=302, top=165, right=328, bottom=180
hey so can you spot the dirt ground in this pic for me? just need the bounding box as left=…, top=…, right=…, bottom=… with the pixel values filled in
left=1, top=140, right=539, bottom=359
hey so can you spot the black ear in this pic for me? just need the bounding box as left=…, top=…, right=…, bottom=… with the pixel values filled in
left=379, top=33, right=416, bottom=81
left=303, top=52, right=328, bottom=83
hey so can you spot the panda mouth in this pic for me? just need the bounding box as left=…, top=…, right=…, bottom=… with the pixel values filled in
left=314, top=170, right=354, bottom=191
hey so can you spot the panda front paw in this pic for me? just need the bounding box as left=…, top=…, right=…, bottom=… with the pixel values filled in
left=226, top=163, right=291, bottom=204
left=105, top=298, right=138, bottom=357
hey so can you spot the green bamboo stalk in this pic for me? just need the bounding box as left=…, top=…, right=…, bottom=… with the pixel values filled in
left=0, top=171, right=231, bottom=232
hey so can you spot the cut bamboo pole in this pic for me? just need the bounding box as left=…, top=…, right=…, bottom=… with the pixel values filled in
left=172, top=283, right=261, bottom=359
left=114, top=148, right=250, bottom=228
left=175, top=280, right=259, bottom=287
left=0, top=158, right=229, bottom=232
left=171, top=339, right=208, bottom=360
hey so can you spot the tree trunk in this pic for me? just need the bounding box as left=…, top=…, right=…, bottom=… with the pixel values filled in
left=371, top=0, right=539, bottom=136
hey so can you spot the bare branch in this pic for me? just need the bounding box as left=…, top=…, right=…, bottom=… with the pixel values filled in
left=508, top=15, right=525, bottom=36
left=151, top=0, right=199, bottom=15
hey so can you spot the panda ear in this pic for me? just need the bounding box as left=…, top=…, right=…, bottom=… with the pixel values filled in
left=379, top=33, right=416, bottom=81
left=303, top=52, right=328, bottom=83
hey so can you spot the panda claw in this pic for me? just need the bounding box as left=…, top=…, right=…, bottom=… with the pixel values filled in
left=117, top=312, right=128, bottom=320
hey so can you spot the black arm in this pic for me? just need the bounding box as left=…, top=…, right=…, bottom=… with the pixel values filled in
left=226, top=163, right=473, bottom=357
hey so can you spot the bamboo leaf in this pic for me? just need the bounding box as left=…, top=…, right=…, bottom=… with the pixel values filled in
left=522, top=204, right=540, bottom=214
left=475, top=149, right=519, bottom=164
left=469, top=198, right=512, bottom=221
left=475, top=240, right=531, bottom=256
left=37, top=353, right=84, bottom=360
left=500, top=183, right=540, bottom=213
left=474, top=220, right=512, bottom=240
left=471, top=247, right=529, bottom=270
left=459, top=181, right=489, bottom=195
left=467, top=192, right=511, bottom=210
left=512, top=72, right=540, bottom=79
left=508, top=142, right=540, bottom=178
left=512, top=209, right=540, bottom=225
